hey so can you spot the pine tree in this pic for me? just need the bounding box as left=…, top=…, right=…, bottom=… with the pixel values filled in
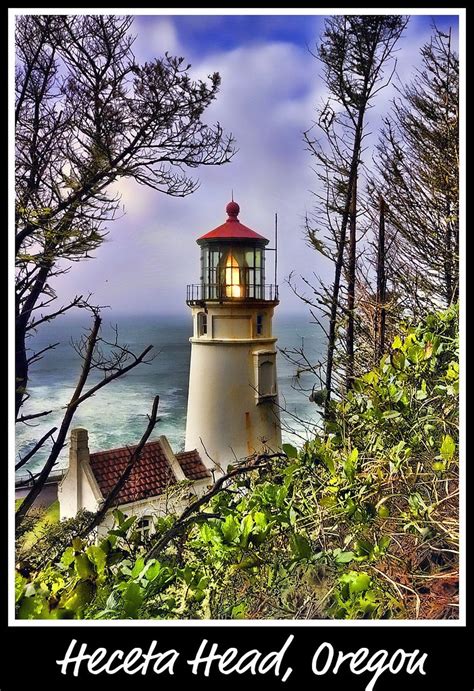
left=375, top=26, right=459, bottom=311
left=302, top=15, right=407, bottom=412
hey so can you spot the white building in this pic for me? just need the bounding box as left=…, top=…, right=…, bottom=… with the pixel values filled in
left=185, top=200, right=282, bottom=470
left=58, top=428, right=211, bottom=534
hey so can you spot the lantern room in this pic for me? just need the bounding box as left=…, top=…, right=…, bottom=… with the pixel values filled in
left=187, top=201, right=278, bottom=304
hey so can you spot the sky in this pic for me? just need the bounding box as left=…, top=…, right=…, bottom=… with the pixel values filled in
left=54, top=11, right=460, bottom=316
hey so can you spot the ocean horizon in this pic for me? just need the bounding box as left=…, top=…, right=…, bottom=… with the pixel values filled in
left=16, top=311, right=326, bottom=475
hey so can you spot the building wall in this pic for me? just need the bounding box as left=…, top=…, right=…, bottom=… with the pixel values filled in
left=58, top=463, right=101, bottom=519
left=185, top=303, right=282, bottom=470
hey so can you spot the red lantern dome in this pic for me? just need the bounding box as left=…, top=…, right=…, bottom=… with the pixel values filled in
left=197, top=200, right=268, bottom=244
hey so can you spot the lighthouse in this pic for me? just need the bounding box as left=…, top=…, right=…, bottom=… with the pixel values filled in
left=185, top=200, right=282, bottom=472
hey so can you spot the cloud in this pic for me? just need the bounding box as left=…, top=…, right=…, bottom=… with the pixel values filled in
left=56, top=33, right=323, bottom=313
left=132, top=16, right=179, bottom=59
left=53, top=14, right=460, bottom=316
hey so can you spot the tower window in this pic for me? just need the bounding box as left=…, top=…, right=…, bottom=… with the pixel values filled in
left=197, top=312, right=207, bottom=336
left=256, top=314, right=263, bottom=335
left=254, top=351, right=277, bottom=402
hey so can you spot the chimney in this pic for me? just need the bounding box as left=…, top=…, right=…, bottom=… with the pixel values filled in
left=68, top=428, right=89, bottom=514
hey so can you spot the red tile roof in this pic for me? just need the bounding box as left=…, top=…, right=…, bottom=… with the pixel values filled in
left=89, top=439, right=209, bottom=507
left=176, top=450, right=210, bottom=480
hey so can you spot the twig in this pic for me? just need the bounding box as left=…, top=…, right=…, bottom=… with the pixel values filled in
left=15, top=427, right=57, bottom=471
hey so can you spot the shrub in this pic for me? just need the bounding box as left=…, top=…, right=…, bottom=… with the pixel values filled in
left=15, top=306, right=459, bottom=620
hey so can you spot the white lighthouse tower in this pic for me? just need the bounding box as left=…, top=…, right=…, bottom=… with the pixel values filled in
left=185, top=200, right=282, bottom=472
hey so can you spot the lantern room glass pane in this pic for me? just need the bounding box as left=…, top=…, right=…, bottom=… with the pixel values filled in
left=245, top=250, right=255, bottom=267
left=200, top=243, right=265, bottom=300
left=220, top=248, right=243, bottom=298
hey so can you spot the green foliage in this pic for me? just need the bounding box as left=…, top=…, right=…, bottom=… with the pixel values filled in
left=16, top=509, right=94, bottom=572
left=16, top=307, right=458, bottom=621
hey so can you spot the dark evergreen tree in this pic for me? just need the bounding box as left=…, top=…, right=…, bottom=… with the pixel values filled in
left=374, top=26, right=459, bottom=312
left=301, top=15, right=407, bottom=412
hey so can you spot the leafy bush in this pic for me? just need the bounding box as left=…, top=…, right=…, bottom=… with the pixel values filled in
left=15, top=306, right=459, bottom=620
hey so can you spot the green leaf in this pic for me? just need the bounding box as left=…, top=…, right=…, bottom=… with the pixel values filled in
left=440, top=434, right=455, bottom=461
left=61, top=580, right=95, bottom=612
left=240, top=514, right=254, bottom=547
left=109, top=515, right=137, bottom=537
left=74, top=553, right=95, bottom=579
left=407, top=343, right=424, bottom=363
left=290, top=532, right=312, bottom=559
left=72, top=537, right=83, bottom=552
left=221, top=515, right=240, bottom=543
left=349, top=448, right=359, bottom=464
left=349, top=572, right=371, bottom=594
left=377, top=535, right=391, bottom=552
left=433, top=461, right=446, bottom=472
left=15, top=572, right=26, bottom=603
left=105, top=590, right=122, bottom=610
left=254, top=511, right=267, bottom=528
left=382, top=410, right=401, bottom=420
left=86, top=545, right=107, bottom=576
left=18, top=594, right=46, bottom=619
left=334, top=550, right=355, bottom=564
left=353, top=538, right=373, bottom=557
left=112, top=508, right=126, bottom=525
left=199, top=523, right=216, bottom=544
left=123, top=581, right=143, bottom=618
left=282, top=443, right=298, bottom=458
left=391, top=350, right=406, bottom=370
left=131, top=557, right=145, bottom=578
left=377, top=504, right=390, bottom=518
left=60, top=547, right=75, bottom=567
left=145, top=561, right=162, bottom=582
left=343, top=448, right=358, bottom=481
left=276, top=485, right=288, bottom=507
left=364, top=370, right=379, bottom=385
left=231, top=603, right=247, bottom=619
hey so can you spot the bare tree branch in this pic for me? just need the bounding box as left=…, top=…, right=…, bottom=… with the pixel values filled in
left=15, top=427, right=57, bottom=471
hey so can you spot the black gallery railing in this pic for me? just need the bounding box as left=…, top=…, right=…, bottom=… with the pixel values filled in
left=186, top=283, right=279, bottom=302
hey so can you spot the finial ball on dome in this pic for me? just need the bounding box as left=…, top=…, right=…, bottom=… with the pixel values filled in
left=226, top=200, right=240, bottom=218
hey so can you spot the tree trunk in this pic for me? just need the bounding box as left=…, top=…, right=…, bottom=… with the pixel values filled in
left=15, top=262, right=52, bottom=418
left=375, top=196, right=387, bottom=362
left=346, top=175, right=358, bottom=390
left=323, top=117, right=364, bottom=418
left=443, top=27, right=456, bottom=306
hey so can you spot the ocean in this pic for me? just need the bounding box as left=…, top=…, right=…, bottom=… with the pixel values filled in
left=16, top=312, right=325, bottom=475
